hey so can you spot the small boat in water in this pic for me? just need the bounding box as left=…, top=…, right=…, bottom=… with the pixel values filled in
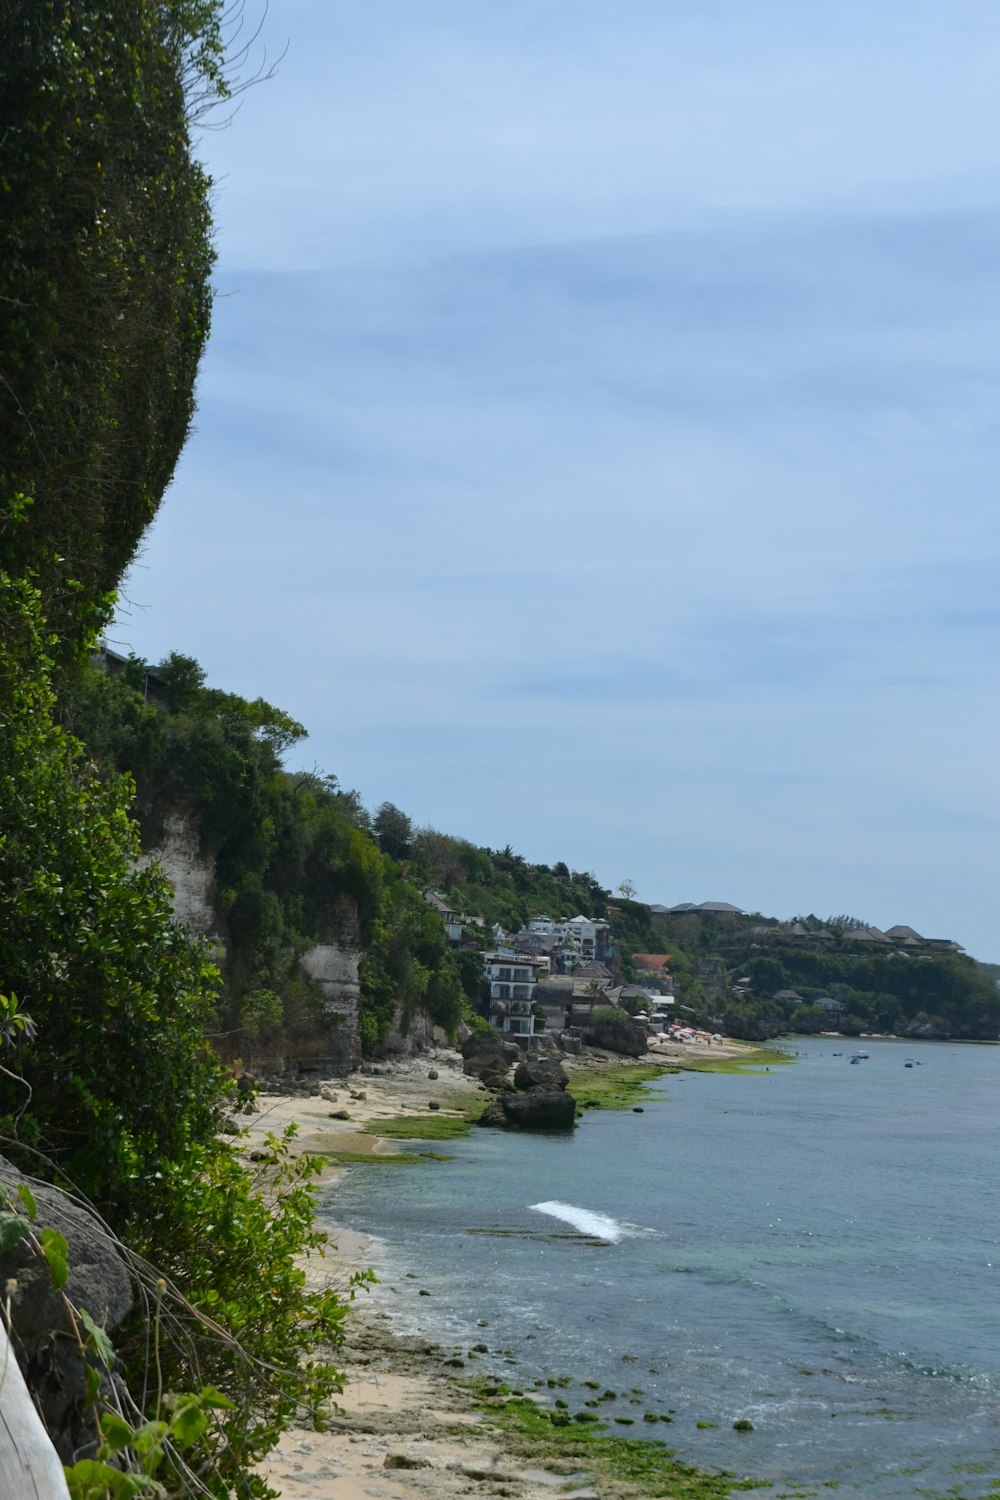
left=849, top=1052, right=870, bottom=1064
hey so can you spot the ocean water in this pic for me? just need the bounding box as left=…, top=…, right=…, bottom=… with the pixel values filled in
left=323, top=1038, right=1000, bottom=1497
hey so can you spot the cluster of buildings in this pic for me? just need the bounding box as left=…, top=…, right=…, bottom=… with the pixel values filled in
left=484, top=953, right=672, bottom=1038
left=758, top=916, right=963, bottom=956
left=505, top=913, right=616, bottom=968
left=422, top=896, right=627, bottom=1023
left=424, top=889, right=965, bottom=1043
left=481, top=916, right=677, bottom=1041
left=481, top=913, right=620, bottom=1039
left=421, top=891, right=751, bottom=1041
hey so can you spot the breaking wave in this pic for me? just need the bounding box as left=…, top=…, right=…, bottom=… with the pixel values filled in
left=529, top=1200, right=631, bottom=1242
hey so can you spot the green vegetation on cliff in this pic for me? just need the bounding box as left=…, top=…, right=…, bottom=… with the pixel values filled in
left=64, top=650, right=482, bottom=1058
left=66, top=647, right=999, bottom=1055
left=0, top=586, right=357, bottom=1500
left=1, top=0, right=218, bottom=650
left=0, top=8, right=366, bottom=1495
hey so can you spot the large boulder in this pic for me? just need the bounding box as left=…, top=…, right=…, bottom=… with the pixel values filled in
left=513, top=1057, right=568, bottom=1093
left=583, top=1016, right=647, bottom=1058
left=0, top=1158, right=133, bottom=1461
left=460, top=1031, right=520, bottom=1085
left=499, top=1091, right=577, bottom=1131
left=476, top=1099, right=510, bottom=1129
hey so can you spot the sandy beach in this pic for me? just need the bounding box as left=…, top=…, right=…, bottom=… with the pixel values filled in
left=241, top=1038, right=752, bottom=1500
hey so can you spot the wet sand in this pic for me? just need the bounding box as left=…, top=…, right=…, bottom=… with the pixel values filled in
left=242, top=1039, right=751, bottom=1499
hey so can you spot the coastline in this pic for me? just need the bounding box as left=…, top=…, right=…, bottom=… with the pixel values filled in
left=241, top=1039, right=764, bottom=1500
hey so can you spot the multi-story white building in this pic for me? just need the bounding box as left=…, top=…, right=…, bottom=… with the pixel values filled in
left=527, top=915, right=558, bottom=936
left=528, top=915, right=612, bottom=953
left=563, top=914, right=612, bottom=960
left=484, top=950, right=547, bottom=1037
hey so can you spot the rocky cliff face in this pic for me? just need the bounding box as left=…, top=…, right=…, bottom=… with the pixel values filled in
left=140, top=815, right=382, bottom=1075
left=139, top=808, right=224, bottom=950
left=0, top=1158, right=133, bottom=1463
left=695, top=957, right=728, bottom=1006
left=141, top=812, right=464, bottom=1075
left=299, top=894, right=364, bottom=1072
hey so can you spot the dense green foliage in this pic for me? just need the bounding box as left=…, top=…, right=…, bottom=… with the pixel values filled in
left=640, top=910, right=1000, bottom=1041
left=0, top=580, right=358, bottom=1498
left=723, top=932, right=1000, bottom=1041
left=0, top=0, right=218, bottom=646
left=0, top=7, right=373, bottom=1491
left=472, top=1383, right=758, bottom=1498
left=65, top=652, right=481, bottom=1057
left=0, top=586, right=222, bottom=1218
left=408, top=830, right=616, bottom=934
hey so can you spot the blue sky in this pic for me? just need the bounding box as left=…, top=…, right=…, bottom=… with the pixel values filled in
left=116, top=0, right=1000, bottom=959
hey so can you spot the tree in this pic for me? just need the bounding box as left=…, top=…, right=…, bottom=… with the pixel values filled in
left=0, top=576, right=355, bottom=1498
left=156, top=650, right=208, bottom=712
left=617, top=878, right=638, bottom=900
left=373, top=801, right=413, bottom=861
left=747, top=955, right=789, bottom=996
left=0, top=579, right=223, bottom=1214
left=359, top=872, right=464, bottom=1047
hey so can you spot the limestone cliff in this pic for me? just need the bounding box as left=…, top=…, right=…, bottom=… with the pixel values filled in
left=139, top=808, right=224, bottom=949
left=299, top=894, right=364, bottom=1072
left=141, top=813, right=374, bottom=1074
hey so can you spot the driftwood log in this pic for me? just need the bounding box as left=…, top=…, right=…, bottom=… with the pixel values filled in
left=0, top=1319, right=71, bottom=1499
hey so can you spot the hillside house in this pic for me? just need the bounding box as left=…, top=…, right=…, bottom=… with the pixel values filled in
left=632, top=953, right=673, bottom=993
left=485, top=951, right=547, bottom=1037
left=423, top=891, right=486, bottom=945
left=524, top=914, right=614, bottom=969
left=96, top=644, right=170, bottom=708
left=665, top=901, right=744, bottom=916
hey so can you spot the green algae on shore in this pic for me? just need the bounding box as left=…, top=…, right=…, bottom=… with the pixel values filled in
left=567, top=1061, right=677, bottom=1113
left=361, top=1044, right=787, bottom=1144
left=566, top=1044, right=788, bottom=1116
left=367, top=1104, right=481, bottom=1140
left=469, top=1385, right=766, bottom=1498
left=677, top=1046, right=793, bottom=1075
left=321, top=1148, right=430, bottom=1165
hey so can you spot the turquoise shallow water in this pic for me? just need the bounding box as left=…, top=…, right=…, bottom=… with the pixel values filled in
left=324, top=1038, right=1000, bottom=1497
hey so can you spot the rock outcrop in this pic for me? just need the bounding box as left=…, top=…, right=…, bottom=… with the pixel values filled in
left=460, top=1032, right=520, bottom=1088
left=299, top=894, right=365, bottom=1072
left=0, top=1159, right=133, bottom=1463
left=513, top=1057, right=568, bottom=1093
left=477, top=1045, right=577, bottom=1131
left=139, top=807, right=223, bottom=949
left=496, top=1091, right=577, bottom=1130
left=582, top=1015, right=647, bottom=1057
left=140, top=813, right=373, bottom=1073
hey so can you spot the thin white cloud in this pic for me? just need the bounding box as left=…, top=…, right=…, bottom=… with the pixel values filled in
left=118, top=0, right=1000, bottom=958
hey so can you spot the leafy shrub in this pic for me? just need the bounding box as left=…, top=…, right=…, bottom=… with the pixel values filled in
left=0, top=579, right=359, bottom=1498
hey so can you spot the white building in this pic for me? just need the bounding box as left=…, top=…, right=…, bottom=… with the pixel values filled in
left=527, top=914, right=612, bottom=959
left=562, top=915, right=613, bottom=962
left=485, top=950, right=546, bottom=1037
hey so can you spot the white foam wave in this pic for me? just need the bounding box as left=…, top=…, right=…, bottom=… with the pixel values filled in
left=530, top=1200, right=629, bottom=1243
